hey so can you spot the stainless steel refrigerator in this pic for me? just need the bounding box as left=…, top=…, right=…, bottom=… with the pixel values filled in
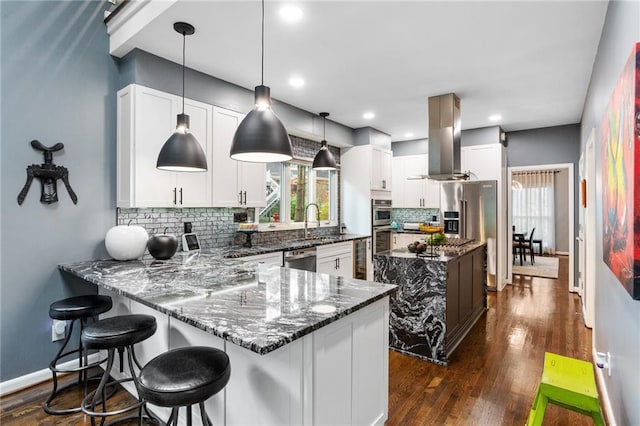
left=440, top=180, right=498, bottom=287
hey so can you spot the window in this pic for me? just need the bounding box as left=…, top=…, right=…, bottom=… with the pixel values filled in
left=259, top=161, right=338, bottom=228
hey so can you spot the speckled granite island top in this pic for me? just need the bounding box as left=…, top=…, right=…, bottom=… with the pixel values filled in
left=377, top=241, right=486, bottom=262
left=59, top=250, right=396, bottom=355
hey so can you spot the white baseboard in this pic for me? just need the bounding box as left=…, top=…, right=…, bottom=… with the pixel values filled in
left=0, top=353, right=101, bottom=397
left=592, top=347, right=616, bottom=426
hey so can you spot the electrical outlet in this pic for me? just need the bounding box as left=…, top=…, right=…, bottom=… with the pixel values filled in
left=52, top=320, right=66, bottom=342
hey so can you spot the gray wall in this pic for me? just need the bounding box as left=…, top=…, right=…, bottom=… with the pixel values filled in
left=506, top=124, right=580, bottom=167
left=554, top=169, right=569, bottom=253
left=580, top=0, right=640, bottom=424
left=507, top=124, right=580, bottom=273
left=353, top=127, right=392, bottom=150
left=1, top=1, right=119, bottom=381
left=391, top=125, right=502, bottom=157
left=121, top=50, right=356, bottom=148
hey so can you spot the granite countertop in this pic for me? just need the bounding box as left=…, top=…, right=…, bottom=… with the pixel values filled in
left=375, top=241, right=486, bottom=263
left=59, top=249, right=395, bottom=355
left=223, top=233, right=366, bottom=258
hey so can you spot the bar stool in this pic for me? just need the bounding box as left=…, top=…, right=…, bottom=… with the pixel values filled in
left=45, top=294, right=112, bottom=415
left=138, top=346, right=231, bottom=425
left=81, top=314, right=157, bottom=426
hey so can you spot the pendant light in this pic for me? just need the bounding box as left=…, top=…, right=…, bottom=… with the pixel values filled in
left=229, top=0, right=293, bottom=163
left=312, top=112, right=337, bottom=170
left=157, top=22, right=208, bottom=172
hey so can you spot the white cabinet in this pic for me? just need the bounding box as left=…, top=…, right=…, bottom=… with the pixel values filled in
left=241, top=251, right=283, bottom=267
left=371, top=147, right=393, bottom=191
left=316, top=241, right=354, bottom=279
left=461, top=144, right=502, bottom=180
left=212, top=107, right=266, bottom=207
left=392, top=155, right=440, bottom=208
left=117, top=84, right=213, bottom=208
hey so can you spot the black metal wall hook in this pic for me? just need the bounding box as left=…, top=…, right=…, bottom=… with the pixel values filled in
left=17, top=140, right=78, bottom=205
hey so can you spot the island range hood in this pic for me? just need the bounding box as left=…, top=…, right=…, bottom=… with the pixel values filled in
left=417, top=93, right=469, bottom=181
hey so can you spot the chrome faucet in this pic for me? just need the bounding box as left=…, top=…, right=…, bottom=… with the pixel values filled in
left=304, top=203, right=321, bottom=239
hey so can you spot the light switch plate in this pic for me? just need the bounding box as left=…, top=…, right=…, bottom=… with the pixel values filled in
left=52, top=320, right=66, bottom=341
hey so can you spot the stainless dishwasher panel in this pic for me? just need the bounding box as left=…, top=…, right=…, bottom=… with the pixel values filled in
left=284, top=247, right=317, bottom=272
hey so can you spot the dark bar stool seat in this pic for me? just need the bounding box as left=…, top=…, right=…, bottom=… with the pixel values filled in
left=45, top=294, right=112, bottom=415
left=138, top=346, right=231, bottom=426
left=81, top=314, right=157, bottom=426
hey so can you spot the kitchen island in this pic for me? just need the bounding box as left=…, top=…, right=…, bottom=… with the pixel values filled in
left=374, top=242, right=486, bottom=365
left=59, top=250, right=396, bottom=426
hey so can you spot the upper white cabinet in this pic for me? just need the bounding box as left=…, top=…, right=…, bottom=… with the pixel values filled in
left=117, top=84, right=213, bottom=208
left=392, top=155, right=440, bottom=208
left=212, top=107, right=266, bottom=207
left=461, top=144, right=502, bottom=181
left=371, top=147, right=393, bottom=191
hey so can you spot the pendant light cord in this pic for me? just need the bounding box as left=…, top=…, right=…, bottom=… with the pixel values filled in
left=182, top=30, right=186, bottom=114
left=323, top=115, right=326, bottom=139
left=261, top=0, right=265, bottom=86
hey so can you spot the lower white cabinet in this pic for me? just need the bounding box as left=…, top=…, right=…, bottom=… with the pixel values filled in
left=316, top=241, right=354, bottom=278
left=99, top=288, right=390, bottom=426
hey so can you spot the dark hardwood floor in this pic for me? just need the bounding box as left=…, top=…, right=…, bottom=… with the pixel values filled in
left=388, top=255, right=595, bottom=425
left=1, top=256, right=594, bottom=425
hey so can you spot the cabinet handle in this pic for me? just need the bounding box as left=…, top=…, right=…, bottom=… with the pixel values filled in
left=243, top=190, right=247, bottom=205
left=382, top=179, right=386, bottom=189
left=238, top=191, right=243, bottom=205
left=173, top=187, right=177, bottom=205
left=179, top=188, right=183, bottom=205
left=338, top=257, right=340, bottom=269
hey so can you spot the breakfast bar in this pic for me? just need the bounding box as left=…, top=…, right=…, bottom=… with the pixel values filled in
left=59, top=250, right=396, bottom=426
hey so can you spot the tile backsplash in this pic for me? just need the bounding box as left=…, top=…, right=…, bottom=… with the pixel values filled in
left=118, top=207, right=339, bottom=250
left=392, top=208, right=440, bottom=229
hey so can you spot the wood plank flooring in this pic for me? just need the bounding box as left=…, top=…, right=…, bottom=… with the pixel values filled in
left=388, top=255, right=595, bottom=425
left=1, top=256, right=594, bottom=425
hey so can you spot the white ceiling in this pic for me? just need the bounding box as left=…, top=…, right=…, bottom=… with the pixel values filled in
left=110, top=0, right=608, bottom=142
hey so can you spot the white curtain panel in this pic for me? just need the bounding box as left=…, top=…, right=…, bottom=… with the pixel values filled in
left=512, top=171, right=556, bottom=255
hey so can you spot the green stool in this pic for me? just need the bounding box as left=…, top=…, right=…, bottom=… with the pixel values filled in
left=527, top=352, right=604, bottom=425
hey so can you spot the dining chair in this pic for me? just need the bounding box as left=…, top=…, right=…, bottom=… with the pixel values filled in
left=514, top=228, right=536, bottom=265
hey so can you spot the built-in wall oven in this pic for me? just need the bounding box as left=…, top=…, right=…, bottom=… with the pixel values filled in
left=372, top=199, right=393, bottom=255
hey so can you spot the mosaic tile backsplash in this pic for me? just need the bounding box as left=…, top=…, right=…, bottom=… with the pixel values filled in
left=392, top=208, right=440, bottom=229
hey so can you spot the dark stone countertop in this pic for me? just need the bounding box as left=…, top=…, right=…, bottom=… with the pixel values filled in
left=59, top=248, right=395, bottom=356
left=223, top=233, right=367, bottom=258
left=375, top=241, right=486, bottom=263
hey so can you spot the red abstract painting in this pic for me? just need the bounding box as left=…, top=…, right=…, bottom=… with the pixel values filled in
left=602, top=42, right=640, bottom=300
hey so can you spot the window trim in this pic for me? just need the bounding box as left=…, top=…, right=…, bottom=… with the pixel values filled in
left=258, top=159, right=338, bottom=231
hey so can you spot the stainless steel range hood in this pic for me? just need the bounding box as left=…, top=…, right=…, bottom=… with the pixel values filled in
left=423, top=93, right=469, bottom=181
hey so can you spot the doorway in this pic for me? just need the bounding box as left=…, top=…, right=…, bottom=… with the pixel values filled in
left=507, top=163, right=575, bottom=292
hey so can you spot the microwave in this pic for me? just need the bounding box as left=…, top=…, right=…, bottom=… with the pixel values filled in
left=372, top=199, right=392, bottom=226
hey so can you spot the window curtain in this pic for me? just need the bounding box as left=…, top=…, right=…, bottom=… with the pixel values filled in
left=512, top=171, right=556, bottom=255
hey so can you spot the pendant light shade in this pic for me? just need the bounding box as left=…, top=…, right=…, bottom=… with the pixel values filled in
left=312, top=112, right=337, bottom=170
left=157, top=22, right=208, bottom=172
left=229, top=0, right=293, bottom=163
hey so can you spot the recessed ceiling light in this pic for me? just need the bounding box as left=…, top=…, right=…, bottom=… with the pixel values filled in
left=289, top=76, right=305, bottom=88
left=489, top=114, right=502, bottom=122
left=363, top=112, right=375, bottom=120
left=280, top=5, right=303, bottom=22
left=404, top=132, right=414, bottom=138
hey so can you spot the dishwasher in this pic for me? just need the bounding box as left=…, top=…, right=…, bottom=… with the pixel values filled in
left=284, top=247, right=317, bottom=272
